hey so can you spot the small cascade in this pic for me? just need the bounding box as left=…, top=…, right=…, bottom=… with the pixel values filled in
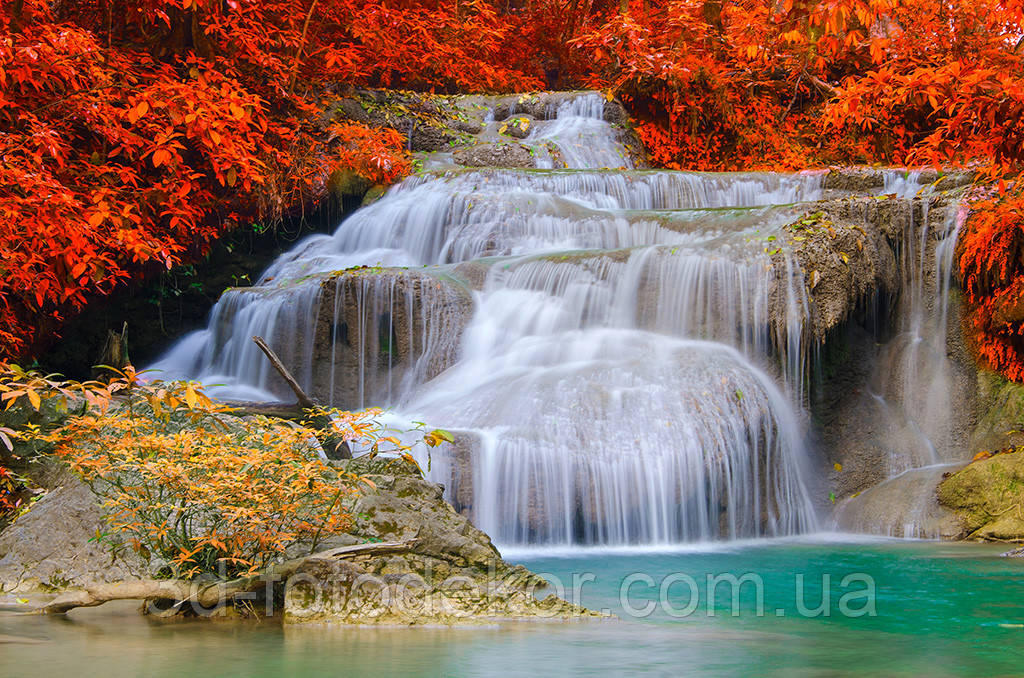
left=829, top=175, right=971, bottom=538
left=150, top=280, right=323, bottom=401
left=311, top=270, right=472, bottom=409
left=410, top=332, right=814, bottom=544
left=529, top=94, right=634, bottom=169
left=865, top=183, right=967, bottom=472
left=151, top=91, right=964, bottom=548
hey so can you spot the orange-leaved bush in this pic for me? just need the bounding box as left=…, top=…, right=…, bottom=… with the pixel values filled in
left=1, top=363, right=423, bottom=579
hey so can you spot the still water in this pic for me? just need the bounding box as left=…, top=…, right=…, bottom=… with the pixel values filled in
left=1, top=538, right=1022, bottom=677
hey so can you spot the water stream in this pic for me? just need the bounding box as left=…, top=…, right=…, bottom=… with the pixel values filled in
left=4, top=540, right=1021, bottom=677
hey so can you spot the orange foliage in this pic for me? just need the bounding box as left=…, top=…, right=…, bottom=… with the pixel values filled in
left=0, top=362, right=425, bottom=578
left=3, top=0, right=1024, bottom=377
left=0, top=467, right=27, bottom=526
left=958, top=191, right=1024, bottom=381
left=1, top=0, right=533, bottom=359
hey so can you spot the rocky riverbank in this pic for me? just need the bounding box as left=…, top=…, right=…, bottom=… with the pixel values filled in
left=0, top=399, right=593, bottom=625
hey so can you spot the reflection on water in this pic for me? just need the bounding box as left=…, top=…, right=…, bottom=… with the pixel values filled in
left=2, top=540, right=1022, bottom=677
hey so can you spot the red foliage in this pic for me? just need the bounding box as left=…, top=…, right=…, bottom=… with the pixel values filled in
left=1, top=0, right=530, bottom=359
left=3, top=0, right=1024, bottom=378
left=959, top=192, right=1024, bottom=381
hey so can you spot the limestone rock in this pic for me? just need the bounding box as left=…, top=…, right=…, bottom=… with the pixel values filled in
left=834, top=466, right=963, bottom=539
left=968, top=373, right=1024, bottom=454
left=453, top=142, right=535, bottom=168
left=0, top=481, right=143, bottom=592
left=306, top=268, right=474, bottom=408
left=939, top=451, right=1024, bottom=540
left=284, top=455, right=598, bottom=625
left=283, top=555, right=593, bottom=625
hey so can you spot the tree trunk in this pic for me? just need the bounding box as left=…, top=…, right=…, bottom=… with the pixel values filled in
left=39, top=540, right=417, bottom=614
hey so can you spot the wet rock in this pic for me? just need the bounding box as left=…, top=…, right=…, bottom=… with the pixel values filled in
left=360, top=184, right=389, bottom=207
left=801, top=189, right=977, bottom=525
left=327, top=168, right=371, bottom=203
left=602, top=100, right=630, bottom=126
left=499, top=115, right=533, bottom=139
left=823, top=167, right=974, bottom=194
left=450, top=118, right=483, bottom=135
left=407, top=123, right=459, bottom=153
left=453, top=142, right=536, bottom=168
left=308, top=268, right=474, bottom=408
left=938, top=451, right=1024, bottom=540
left=834, top=466, right=963, bottom=538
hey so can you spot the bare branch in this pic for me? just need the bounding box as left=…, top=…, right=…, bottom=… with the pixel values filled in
left=39, top=539, right=417, bottom=615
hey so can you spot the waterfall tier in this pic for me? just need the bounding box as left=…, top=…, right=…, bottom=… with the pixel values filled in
left=150, top=91, right=968, bottom=547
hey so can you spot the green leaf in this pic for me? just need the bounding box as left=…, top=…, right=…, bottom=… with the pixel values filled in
left=429, top=428, right=455, bottom=443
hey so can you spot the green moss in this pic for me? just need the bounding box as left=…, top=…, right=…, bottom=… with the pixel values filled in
left=373, top=520, right=399, bottom=536
left=938, top=452, right=1024, bottom=539
left=326, top=168, right=371, bottom=202
left=970, top=372, right=1024, bottom=454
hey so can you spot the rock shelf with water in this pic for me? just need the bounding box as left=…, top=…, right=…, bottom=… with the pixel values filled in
left=142, top=91, right=987, bottom=554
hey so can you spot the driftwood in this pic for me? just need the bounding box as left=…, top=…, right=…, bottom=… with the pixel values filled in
left=249, top=335, right=351, bottom=460
left=39, top=539, right=417, bottom=615
left=252, top=335, right=316, bottom=410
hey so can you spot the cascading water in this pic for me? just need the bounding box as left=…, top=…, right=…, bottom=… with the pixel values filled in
left=831, top=175, right=970, bottom=538
left=150, top=92, right=867, bottom=547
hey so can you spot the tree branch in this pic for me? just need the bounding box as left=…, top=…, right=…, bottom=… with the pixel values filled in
left=250, top=335, right=351, bottom=460
left=252, top=335, right=315, bottom=409
left=287, top=0, right=319, bottom=96
left=39, top=539, right=417, bottom=615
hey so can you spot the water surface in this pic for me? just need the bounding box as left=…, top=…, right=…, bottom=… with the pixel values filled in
left=2, top=539, right=1022, bottom=677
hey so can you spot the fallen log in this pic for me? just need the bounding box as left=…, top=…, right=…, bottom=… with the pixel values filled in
left=39, top=539, right=417, bottom=615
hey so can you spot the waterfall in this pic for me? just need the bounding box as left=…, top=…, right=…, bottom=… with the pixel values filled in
left=830, top=175, right=970, bottom=538
left=150, top=91, right=873, bottom=547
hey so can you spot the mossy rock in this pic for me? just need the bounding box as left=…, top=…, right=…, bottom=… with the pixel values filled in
left=970, top=372, right=1024, bottom=454
left=938, top=451, right=1024, bottom=540
left=360, top=184, right=389, bottom=206
left=327, top=168, right=371, bottom=203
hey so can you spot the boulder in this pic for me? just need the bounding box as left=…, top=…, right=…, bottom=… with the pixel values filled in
left=453, top=142, right=536, bottom=168
left=284, top=456, right=597, bottom=624
left=0, top=481, right=143, bottom=592
left=938, top=451, right=1024, bottom=540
